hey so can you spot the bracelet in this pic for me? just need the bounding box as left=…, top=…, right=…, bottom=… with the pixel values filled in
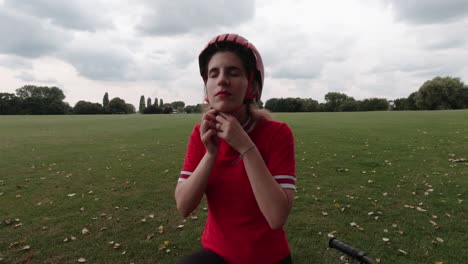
left=232, top=145, right=256, bottom=165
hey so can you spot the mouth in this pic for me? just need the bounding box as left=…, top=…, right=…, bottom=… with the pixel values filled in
left=215, top=91, right=232, bottom=97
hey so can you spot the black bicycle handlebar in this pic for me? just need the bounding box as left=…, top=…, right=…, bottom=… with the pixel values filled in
left=329, top=238, right=375, bottom=264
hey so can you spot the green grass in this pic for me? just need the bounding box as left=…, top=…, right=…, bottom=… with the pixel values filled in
left=0, top=111, right=467, bottom=264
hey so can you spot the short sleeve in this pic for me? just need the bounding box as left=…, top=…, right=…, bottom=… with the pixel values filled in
left=179, top=125, right=204, bottom=182
left=267, top=124, right=296, bottom=190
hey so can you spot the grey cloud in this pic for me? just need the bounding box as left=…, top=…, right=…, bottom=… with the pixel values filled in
left=0, top=9, right=70, bottom=58
left=137, top=0, right=255, bottom=36
left=4, top=0, right=113, bottom=31
left=0, top=55, right=33, bottom=69
left=60, top=47, right=136, bottom=81
left=389, top=0, right=468, bottom=24
left=15, top=71, right=57, bottom=83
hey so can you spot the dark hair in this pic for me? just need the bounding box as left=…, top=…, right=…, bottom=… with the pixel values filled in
left=200, top=42, right=257, bottom=85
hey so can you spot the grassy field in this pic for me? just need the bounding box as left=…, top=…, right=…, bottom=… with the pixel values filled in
left=0, top=111, right=467, bottom=264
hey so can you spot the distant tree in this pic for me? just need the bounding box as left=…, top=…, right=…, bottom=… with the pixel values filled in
left=300, top=98, right=319, bottom=112
left=15, top=85, right=68, bottom=114
left=170, top=101, right=185, bottom=111
left=265, top=98, right=278, bottom=112
left=459, top=87, right=468, bottom=108
left=324, top=92, right=350, bottom=112
left=415, top=76, right=465, bottom=110
left=0, top=93, right=22, bottom=114
left=139, top=95, right=146, bottom=113
left=103, top=92, right=109, bottom=107
left=359, top=98, right=389, bottom=111
left=73, top=101, right=102, bottom=114
left=159, top=98, right=163, bottom=106
left=126, top=103, right=136, bottom=114
left=108, top=97, right=128, bottom=114
left=154, top=98, right=158, bottom=107
left=407, top=92, right=419, bottom=110
left=147, top=98, right=152, bottom=107
left=162, top=104, right=173, bottom=114
left=339, top=98, right=360, bottom=112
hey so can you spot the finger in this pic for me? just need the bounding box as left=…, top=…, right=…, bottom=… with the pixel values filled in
left=207, top=108, right=218, bottom=115
left=218, top=112, right=234, bottom=121
left=203, top=113, right=218, bottom=123
left=215, top=114, right=228, bottom=124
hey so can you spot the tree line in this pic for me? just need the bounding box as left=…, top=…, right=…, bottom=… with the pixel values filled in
left=264, top=76, right=468, bottom=112
left=1, top=76, right=467, bottom=115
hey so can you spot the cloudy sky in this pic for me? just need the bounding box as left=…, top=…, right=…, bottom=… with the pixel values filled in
left=1, top=0, right=468, bottom=107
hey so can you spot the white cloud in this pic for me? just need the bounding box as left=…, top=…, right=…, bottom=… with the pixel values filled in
left=1, top=0, right=468, bottom=107
left=4, top=0, right=115, bottom=31
left=137, top=0, right=255, bottom=36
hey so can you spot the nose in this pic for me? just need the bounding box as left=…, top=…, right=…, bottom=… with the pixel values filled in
left=217, top=71, right=230, bottom=86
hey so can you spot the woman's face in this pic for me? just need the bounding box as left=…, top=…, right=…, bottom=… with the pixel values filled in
left=205, top=51, right=248, bottom=113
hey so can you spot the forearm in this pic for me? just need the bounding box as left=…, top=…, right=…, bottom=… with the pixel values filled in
left=242, top=146, right=291, bottom=229
left=175, top=153, right=217, bottom=217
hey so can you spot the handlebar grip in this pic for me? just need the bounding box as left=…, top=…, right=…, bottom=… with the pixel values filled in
left=329, top=238, right=375, bottom=264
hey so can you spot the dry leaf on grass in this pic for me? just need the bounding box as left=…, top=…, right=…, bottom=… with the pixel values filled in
left=21, top=245, right=30, bottom=251
left=78, top=257, right=87, bottom=263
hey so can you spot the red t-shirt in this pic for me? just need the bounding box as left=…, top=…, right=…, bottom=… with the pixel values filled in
left=179, top=118, right=296, bottom=264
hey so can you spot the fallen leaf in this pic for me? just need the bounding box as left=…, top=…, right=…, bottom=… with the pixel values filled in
left=158, top=225, right=164, bottom=234
left=146, top=234, right=154, bottom=240
left=350, top=222, right=357, bottom=227
left=78, top=257, right=87, bottom=263
left=322, top=212, right=328, bottom=216
left=382, top=237, right=390, bottom=242
left=113, top=243, right=120, bottom=249
left=436, top=237, right=444, bottom=243
left=21, top=245, right=31, bottom=251
left=81, top=228, right=89, bottom=235
left=398, top=249, right=408, bottom=255
left=148, top=214, right=155, bottom=219
left=177, top=224, right=184, bottom=230
left=67, top=193, right=76, bottom=197
left=416, top=207, right=427, bottom=212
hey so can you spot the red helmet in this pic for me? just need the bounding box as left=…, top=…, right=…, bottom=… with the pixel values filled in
left=199, top=33, right=264, bottom=102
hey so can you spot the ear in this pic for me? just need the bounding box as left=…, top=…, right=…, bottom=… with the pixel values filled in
left=246, top=81, right=259, bottom=101
left=204, top=84, right=210, bottom=103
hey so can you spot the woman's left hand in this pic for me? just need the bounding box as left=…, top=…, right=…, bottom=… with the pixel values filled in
left=215, top=113, right=254, bottom=153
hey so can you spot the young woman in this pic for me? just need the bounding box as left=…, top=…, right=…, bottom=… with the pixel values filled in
left=175, top=33, right=296, bottom=264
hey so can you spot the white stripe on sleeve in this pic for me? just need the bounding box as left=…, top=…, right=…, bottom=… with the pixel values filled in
left=280, top=183, right=296, bottom=190
left=273, top=175, right=296, bottom=181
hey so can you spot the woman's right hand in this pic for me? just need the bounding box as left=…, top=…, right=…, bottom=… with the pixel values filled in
left=200, top=108, right=219, bottom=155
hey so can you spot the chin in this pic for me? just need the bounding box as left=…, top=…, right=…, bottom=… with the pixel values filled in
left=211, top=101, right=243, bottom=113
